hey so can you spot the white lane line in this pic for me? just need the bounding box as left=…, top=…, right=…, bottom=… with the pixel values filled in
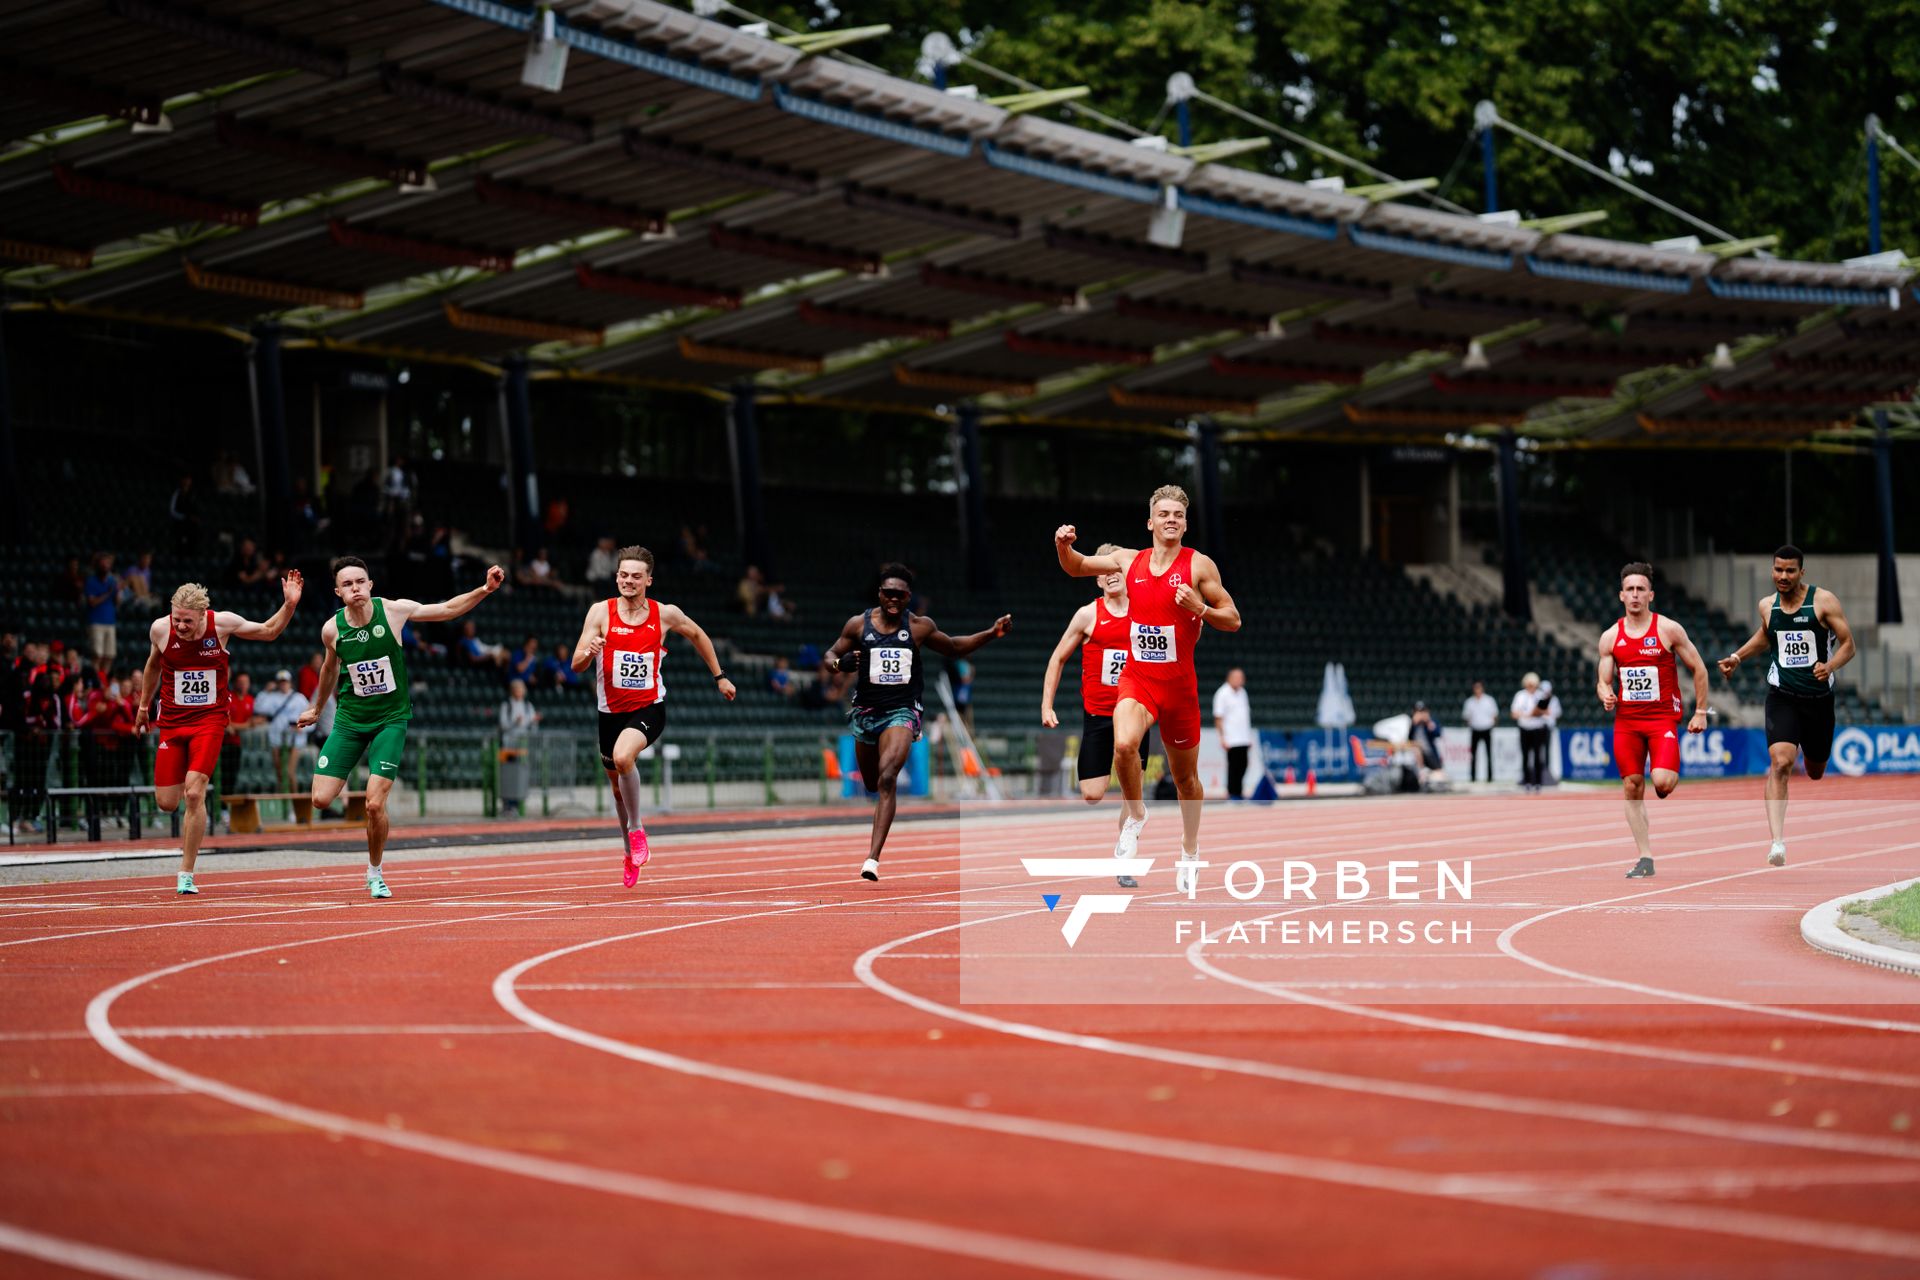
left=0, top=1221, right=248, bottom=1280
left=0, top=1082, right=188, bottom=1097
left=487, top=893, right=1920, bottom=1257
left=1495, top=845, right=1920, bottom=1033
left=858, top=917, right=1920, bottom=1162
left=0, top=904, right=350, bottom=949
left=0, top=1025, right=534, bottom=1042
left=1184, top=817, right=1920, bottom=1088
left=83, top=909, right=1288, bottom=1280
left=517, top=982, right=867, bottom=990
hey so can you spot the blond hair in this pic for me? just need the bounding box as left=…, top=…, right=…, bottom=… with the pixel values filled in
left=1095, top=542, right=1123, bottom=557
left=1149, top=484, right=1190, bottom=513
left=170, top=582, right=210, bottom=611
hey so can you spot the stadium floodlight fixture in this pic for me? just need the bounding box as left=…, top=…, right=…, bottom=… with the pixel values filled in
left=522, top=6, right=568, bottom=93
left=1463, top=339, right=1491, bottom=371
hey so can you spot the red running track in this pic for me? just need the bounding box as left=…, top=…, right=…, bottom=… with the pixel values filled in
left=2, top=777, right=1918, bottom=1279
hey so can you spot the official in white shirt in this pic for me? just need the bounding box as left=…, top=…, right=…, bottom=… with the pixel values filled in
left=1212, top=668, right=1254, bottom=800
left=1462, top=680, right=1499, bottom=782
left=1511, top=672, right=1551, bottom=791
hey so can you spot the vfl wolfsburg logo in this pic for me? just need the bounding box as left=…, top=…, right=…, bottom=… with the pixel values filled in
left=373, top=625, right=386, bottom=638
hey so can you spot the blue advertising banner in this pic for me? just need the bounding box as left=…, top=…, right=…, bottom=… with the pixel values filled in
left=1560, top=726, right=1776, bottom=780
left=1256, top=729, right=1358, bottom=782
left=1831, top=725, right=1920, bottom=776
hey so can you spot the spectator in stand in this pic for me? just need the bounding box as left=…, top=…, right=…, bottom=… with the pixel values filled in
left=0, top=634, right=21, bottom=739
left=455, top=620, right=507, bottom=672
left=14, top=670, right=62, bottom=832
left=1462, top=679, right=1499, bottom=783
left=252, top=669, right=310, bottom=795
left=677, top=524, right=720, bottom=576
left=766, top=580, right=797, bottom=623
left=1512, top=672, right=1551, bottom=793
left=542, top=642, right=583, bottom=693
left=509, top=635, right=542, bottom=686
left=226, top=537, right=271, bottom=589
left=168, top=474, right=200, bottom=553
left=1212, top=667, right=1255, bottom=800
left=99, top=668, right=140, bottom=789
left=297, top=650, right=324, bottom=700
left=84, top=553, right=120, bottom=670
left=222, top=671, right=255, bottom=793
left=1408, top=702, right=1445, bottom=783
left=497, top=679, right=539, bottom=815
left=585, top=536, right=618, bottom=592
left=289, top=476, right=327, bottom=550
left=800, top=656, right=851, bottom=713
left=383, top=453, right=415, bottom=541
left=768, top=655, right=797, bottom=698
left=54, top=556, right=86, bottom=605
left=119, top=551, right=157, bottom=611
left=736, top=565, right=766, bottom=616
left=513, top=547, right=566, bottom=594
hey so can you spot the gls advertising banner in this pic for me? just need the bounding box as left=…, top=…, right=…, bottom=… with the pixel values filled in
left=1558, top=726, right=1765, bottom=780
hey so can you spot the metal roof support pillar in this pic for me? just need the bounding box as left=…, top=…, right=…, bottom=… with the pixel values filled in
left=1875, top=409, right=1903, bottom=625
left=246, top=323, right=294, bottom=557
left=1476, top=100, right=1500, bottom=214
left=955, top=404, right=995, bottom=593
left=726, top=384, right=771, bottom=578
left=1868, top=115, right=1883, bottom=256
left=1496, top=428, right=1531, bottom=621
left=1194, top=416, right=1224, bottom=564
left=0, top=310, right=20, bottom=543
left=501, top=355, right=540, bottom=557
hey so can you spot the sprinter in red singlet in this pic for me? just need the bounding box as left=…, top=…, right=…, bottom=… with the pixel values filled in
left=571, top=545, right=736, bottom=887
left=1055, top=485, right=1240, bottom=891
left=1596, top=561, right=1711, bottom=879
left=1041, top=542, right=1155, bottom=879
left=134, top=573, right=303, bottom=895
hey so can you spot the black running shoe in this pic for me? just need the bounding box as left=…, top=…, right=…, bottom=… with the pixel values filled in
left=1116, top=875, right=1138, bottom=888
left=1625, top=856, right=1655, bottom=879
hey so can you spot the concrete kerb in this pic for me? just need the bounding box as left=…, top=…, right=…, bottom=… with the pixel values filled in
left=1799, top=875, right=1920, bottom=977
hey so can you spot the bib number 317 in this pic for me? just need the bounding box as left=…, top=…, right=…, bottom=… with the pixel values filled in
left=1130, top=623, right=1176, bottom=664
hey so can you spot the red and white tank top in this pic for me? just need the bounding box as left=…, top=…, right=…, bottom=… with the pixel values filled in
left=157, top=610, right=230, bottom=730
left=597, top=598, right=667, bottom=712
left=1611, top=613, right=1681, bottom=720
left=1079, top=598, right=1131, bottom=716
left=1122, top=546, right=1203, bottom=688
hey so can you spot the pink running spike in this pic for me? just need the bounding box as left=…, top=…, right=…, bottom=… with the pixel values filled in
left=623, top=828, right=650, bottom=887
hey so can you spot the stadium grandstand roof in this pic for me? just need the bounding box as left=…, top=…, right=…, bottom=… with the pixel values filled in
left=2, top=0, right=1914, bottom=444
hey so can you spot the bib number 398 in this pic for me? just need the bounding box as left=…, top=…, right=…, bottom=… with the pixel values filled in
left=348, top=656, right=395, bottom=697
left=1130, top=623, right=1176, bottom=664
left=1778, top=630, right=1815, bottom=669
left=1620, top=664, right=1658, bottom=702
left=174, top=669, right=215, bottom=707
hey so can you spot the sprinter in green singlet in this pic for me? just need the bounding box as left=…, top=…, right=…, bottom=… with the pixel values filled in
left=1718, top=544, right=1856, bottom=868
left=296, top=555, right=505, bottom=898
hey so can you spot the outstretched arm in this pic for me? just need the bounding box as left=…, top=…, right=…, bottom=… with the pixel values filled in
left=132, top=620, right=166, bottom=734
left=570, top=604, right=605, bottom=673
left=294, top=622, right=340, bottom=730
left=395, top=565, right=506, bottom=626
left=1595, top=629, right=1618, bottom=713
left=1814, top=590, right=1856, bottom=682
left=921, top=613, right=1013, bottom=660
left=1040, top=605, right=1094, bottom=728
left=659, top=604, right=736, bottom=701
left=220, top=570, right=305, bottom=641
left=1718, top=598, right=1773, bottom=677
left=822, top=615, right=863, bottom=674
left=1665, top=619, right=1711, bottom=732
left=1054, top=525, right=1129, bottom=578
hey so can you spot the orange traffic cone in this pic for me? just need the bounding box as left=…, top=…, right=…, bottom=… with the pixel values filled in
left=1305, top=768, right=1317, bottom=797
left=1283, top=767, right=1296, bottom=785
left=822, top=750, right=842, bottom=781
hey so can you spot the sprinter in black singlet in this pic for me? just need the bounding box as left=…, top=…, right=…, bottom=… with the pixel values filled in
left=822, top=563, right=1011, bottom=881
